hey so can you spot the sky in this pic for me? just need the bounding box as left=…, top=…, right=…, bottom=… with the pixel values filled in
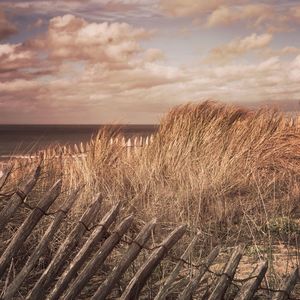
left=1, top=0, right=300, bottom=124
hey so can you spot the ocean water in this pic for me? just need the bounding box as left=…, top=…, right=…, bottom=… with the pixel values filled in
left=0, top=125, right=157, bottom=159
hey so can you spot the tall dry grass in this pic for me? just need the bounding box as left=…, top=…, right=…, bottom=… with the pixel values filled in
left=3, top=100, right=300, bottom=251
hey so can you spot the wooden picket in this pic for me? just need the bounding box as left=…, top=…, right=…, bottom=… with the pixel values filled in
left=0, top=164, right=12, bottom=191
left=0, top=167, right=299, bottom=299
left=0, top=165, right=40, bottom=231
left=0, top=135, right=156, bottom=167
left=48, top=202, right=121, bottom=300
left=2, top=186, right=81, bottom=300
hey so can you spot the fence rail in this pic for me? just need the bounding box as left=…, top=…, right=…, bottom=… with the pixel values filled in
left=0, top=163, right=299, bottom=299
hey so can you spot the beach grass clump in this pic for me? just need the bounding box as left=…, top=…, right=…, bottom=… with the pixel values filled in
left=1, top=100, right=300, bottom=297
left=3, top=100, right=300, bottom=256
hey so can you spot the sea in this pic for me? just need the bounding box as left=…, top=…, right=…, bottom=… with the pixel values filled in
left=0, top=125, right=158, bottom=162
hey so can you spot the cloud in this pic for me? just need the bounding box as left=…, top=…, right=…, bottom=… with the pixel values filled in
left=2, top=52, right=300, bottom=123
left=1, top=7, right=300, bottom=123
left=0, top=13, right=187, bottom=123
left=205, top=33, right=273, bottom=63
left=0, top=43, right=34, bottom=70
left=1, top=0, right=158, bottom=23
left=160, top=0, right=225, bottom=17
left=29, top=14, right=153, bottom=67
left=0, top=9, right=17, bottom=40
left=205, top=4, right=274, bottom=28
left=261, top=46, right=300, bottom=58
left=160, top=1, right=296, bottom=32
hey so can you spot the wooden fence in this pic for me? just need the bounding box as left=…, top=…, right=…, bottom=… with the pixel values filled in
left=0, top=165, right=299, bottom=299
left=0, top=135, right=155, bottom=170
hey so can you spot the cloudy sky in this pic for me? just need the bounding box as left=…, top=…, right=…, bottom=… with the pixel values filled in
left=1, top=0, right=300, bottom=124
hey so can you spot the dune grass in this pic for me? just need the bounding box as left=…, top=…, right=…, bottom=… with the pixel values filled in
left=5, top=101, right=300, bottom=244
left=1, top=100, right=300, bottom=296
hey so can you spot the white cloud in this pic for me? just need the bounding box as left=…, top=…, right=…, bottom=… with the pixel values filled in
left=205, top=33, right=273, bottom=63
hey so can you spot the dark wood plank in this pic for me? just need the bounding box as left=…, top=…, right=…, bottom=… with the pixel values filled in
left=48, top=202, right=121, bottom=300
left=272, top=268, right=299, bottom=300
left=0, top=179, right=61, bottom=279
left=26, top=193, right=102, bottom=300
left=63, top=215, right=134, bottom=300
left=92, top=218, right=156, bottom=300
left=0, top=166, right=41, bottom=231
left=2, top=186, right=80, bottom=300
left=208, top=246, right=243, bottom=300
left=235, top=261, right=268, bottom=300
left=178, top=246, right=220, bottom=300
left=120, top=225, right=186, bottom=300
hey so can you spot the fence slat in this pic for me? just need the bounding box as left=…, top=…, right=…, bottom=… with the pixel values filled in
left=0, top=164, right=13, bottom=191
left=0, top=180, right=61, bottom=279
left=2, top=186, right=80, bottom=300
left=120, top=225, right=186, bottom=300
left=63, top=215, right=134, bottom=300
left=178, top=246, right=220, bottom=300
left=0, top=166, right=40, bottom=232
left=74, top=144, right=79, bottom=154
left=208, top=246, right=243, bottom=300
left=27, top=194, right=102, bottom=300
left=48, top=202, right=121, bottom=300
left=272, top=268, right=299, bottom=300
left=92, top=218, right=157, bottom=300
left=80, top=142, right=84, bottom=153
left=155, top=234, right=199, bottom=300
left=235, top=261, right=268, bottom=300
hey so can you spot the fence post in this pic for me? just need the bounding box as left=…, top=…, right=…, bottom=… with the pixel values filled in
left=63, top=216, right=134, bottom=300
left=178, top=246, right=220, bottom=300
left=0, top=164, right=13, bottom=191
left=208, top=245, right=243, bottom=300
left=80, top=142, right=84, bottom=153
left=272, top=268, right=299, bottom=300
left=48, top=202, right=121, bottom=300
left=127, top=138, right=132, bottom=158
left=0, top=180, right=61, bottom=279
left=235, top=261, right=268, bottom=300
left=0, top=165, right=41, bottom=232
left=27, top=194, right=102, bottom=300
left=120, top=225, right=186, bottom=300
left=92, top=218, right=157, bottom=300
left=2, top=186, right=80, bottom=300
left=155, top=234, right=199, bottom=300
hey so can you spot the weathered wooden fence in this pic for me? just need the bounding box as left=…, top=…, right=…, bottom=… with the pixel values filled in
left=0, top=165, right=299, bottom=299
left=0, top=134, right=155, bottom=164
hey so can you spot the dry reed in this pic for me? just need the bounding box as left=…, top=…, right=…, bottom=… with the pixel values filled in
left=1, top=101, right=300, bottom=296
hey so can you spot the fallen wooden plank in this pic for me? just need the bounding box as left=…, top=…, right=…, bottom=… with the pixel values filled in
left=120, top=225, right=186, bottom=300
